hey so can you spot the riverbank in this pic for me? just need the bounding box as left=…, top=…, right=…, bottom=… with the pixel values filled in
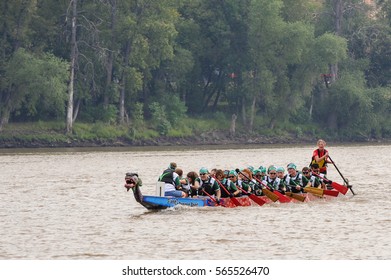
left=1, top=121, right=390, bottom=149
left=1, top=129, right=389, bottom=149
left=0, top=131, right=310, bottom=148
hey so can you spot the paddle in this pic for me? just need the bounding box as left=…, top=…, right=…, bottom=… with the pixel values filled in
left=323, top=189, right=339, bottom=197
left=201, top=189, right=224, bottom=207
left=235, top=169, right=280, bottom=203
left=292, top=180, right=338, bottom=197
left=288, top=178, right=325, bottom=197
left=272, top=177, right=305, bottom=202
left=289, top=176, right=337, bottom=197
left=328, top=156, right=355, bottom=195
left=285, top=192, right=306, bottom=202
left=252, top=175, right=292, bottom=203
left=211, top=175, right=242, bottom=207
left=303, top=186, right=324, bottom=196
left=312, top=172, right=348, bottom=195
left=235, top=183, right=267, bottom=206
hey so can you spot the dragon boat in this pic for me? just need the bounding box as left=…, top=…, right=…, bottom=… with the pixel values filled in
left=127, top=181, right=344, bottom=210
left=125, top=158, right=355, bottom=210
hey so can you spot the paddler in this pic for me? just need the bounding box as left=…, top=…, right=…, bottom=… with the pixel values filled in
left=158, top=162, right=187, bottom=197
left=284, top=163, right=304, bottom=193
left=195, top=167, right=221, bottom=202
left=215, top=169, right=240, bottom=198
left=263, top=165, right=286, bottom=193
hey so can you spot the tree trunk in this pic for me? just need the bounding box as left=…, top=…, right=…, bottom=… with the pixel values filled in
left=330, top=0, right=343, bottom=83
left=119, top=40, right=131, bottom=124
left=229, top=114, right=237, bottom=137
left=241, top=97, right=246, bottom=125
left=249, top=95, right=257, bottom=132
left=327, top=0, right=343, bottom=128
left=0, top=91, right=11, bottom=132
left=309, top=91, right=314, bottom=118
left=328, top=111, right=338, bottom=130
left=104, top=0, right=117, bottom=108
left=212, top=89, right=221, bottom=111
left=334, top=0, right=343, bottom=36
left=66, top=0, right=78, bottom=134
left=73, top=99, right=80, bottom=123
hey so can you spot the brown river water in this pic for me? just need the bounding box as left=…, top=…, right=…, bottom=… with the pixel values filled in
left=1, top=143, right=390, bottom=260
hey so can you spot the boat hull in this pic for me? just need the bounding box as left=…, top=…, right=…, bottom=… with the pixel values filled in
left=136, top=193, right=333, bottom=210
left=129, top=185, right=341, bottom=210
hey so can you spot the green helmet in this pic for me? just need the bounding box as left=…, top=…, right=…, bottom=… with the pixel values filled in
left=199, top=167, right=208, bottom=174
left=287, top=163, right=297, bottom=170
left=276, top=167, right=285, bottom=172
left=268, top=165, right=277, bottom=173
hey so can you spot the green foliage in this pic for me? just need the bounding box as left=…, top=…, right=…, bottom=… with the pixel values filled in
left=2, top=49, right=69, bottom=121
left=180, top=116, right=222, bottom=133
left=131, top=102, right=145, bottom=126
left=1, top=0, right=391, bottom=142
left=148, top=102, right=172, bottom=135
left=158, top=94, right=187, bottom=126
left=281, top=0, right=322, bottom=23
left=167, top=122, right=193, bottom=137
left=367, top=87, right=391, bottom=137
left=313, top=33, right=348, bottom=66
left=79, top=104, right=118, bottom=123
left=318, top=70, right=375, bottom=137
left=72, top=122, right=124, bottom=140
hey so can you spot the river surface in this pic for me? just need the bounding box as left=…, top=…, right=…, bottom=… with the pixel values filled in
left=1, top=143, right=390, bottom=260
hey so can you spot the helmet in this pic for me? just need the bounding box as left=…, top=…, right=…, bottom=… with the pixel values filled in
left=287, top=163, right=297, bottom=170
left=199, top=167, right=208, bottom=174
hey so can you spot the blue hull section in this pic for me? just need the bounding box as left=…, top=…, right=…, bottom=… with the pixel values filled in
left=141, top=195, right=214, bottom=209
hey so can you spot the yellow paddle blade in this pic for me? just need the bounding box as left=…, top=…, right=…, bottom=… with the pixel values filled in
left=262, top=188, right=279, bottom=202
left=285, top=192, right=306, bottom=202
left=304, top=186, right=324, bottom=196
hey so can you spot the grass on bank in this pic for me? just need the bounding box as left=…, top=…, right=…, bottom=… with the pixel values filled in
left=0, top=117, right=230, bottom=144
left=0, top=116, right=327, bottom=147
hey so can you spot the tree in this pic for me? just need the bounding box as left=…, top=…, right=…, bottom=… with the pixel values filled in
left=179, top=0, right=251, bottom=115
left=66, top=0, right=78, bottom=134
left=1, top=0, right=38, bottom=130
left=1, top=49, right=68, bottom=128
left=107, top=0, right=180, bottom=124
left=319, top=70, right=374, bottom=137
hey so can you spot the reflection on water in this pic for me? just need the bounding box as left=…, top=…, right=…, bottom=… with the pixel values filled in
left=1, top=143, right=391, bottom=259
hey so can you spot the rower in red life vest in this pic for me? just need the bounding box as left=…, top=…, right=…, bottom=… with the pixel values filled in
left=311, top=139, right=332, bottom=175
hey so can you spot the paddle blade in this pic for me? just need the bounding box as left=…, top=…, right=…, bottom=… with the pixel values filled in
left=331, top=181, right=348, bottom=195
left=249, top=194, right=266, bottom=206
left=304, top=187, right=324, bottom=196
left=262, top=188, right=279, bottom=202
left=273, top=190, right=291, bottom=203
left=230, top=196, right=242, bottom=207
left=285, top=192, right=306, bottom=202
left=323, top=189, right=339, bottom=197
